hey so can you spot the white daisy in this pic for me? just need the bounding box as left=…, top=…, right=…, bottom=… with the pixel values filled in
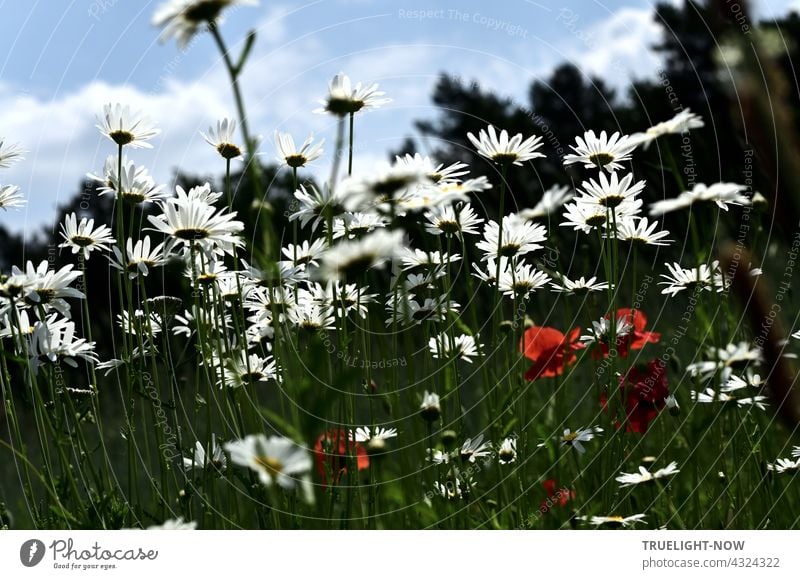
left=767, top=457, right=800, bottom=474
left=428, top=332, right=481, bottom=363
left=332, top=212, right=387, bottom=239
left=0, top=185, right=25, bottom=211
left=560, top=426, right=603, bottom=454
left=659, top=261, right=717, bottom=296
left=563, top=130, right=638, bottom=172
left=152, top=0, right=259, bottom=47
left=224, top=434, right=312, bottom=494
left=649, top=182, right=750, bottom=216
left=518, top=184, right=574, bottom=220
left=576, top=171, right=646, bottom=210
left=394, top=153, right=469, bottom=184
left=147, top=193, right=244, bottom=256
left=14, top=261, right=85, bottom=317
left=0, top=139, right=25, bottom=168
left=399, top=248, right=461, bottom=271
left=616, top=462, right=680, bottom=487
left=318, top=229, right=404, bottom=282
left=96, top=104, right=160, bottom=149
left=314, top=72, right=391, bottom=116
left=203, top=118, right=242, bottom=160
left=612, top=216, right=672, bottom=246
left=290, top=184, right=367, bottom=230
left=281, top=239, right=327, bottom=267
left=498, top=262, right=551, bottom=298
left=459, top=434, right=492, bottom=463
left=59, top=213, right=114, bottom=260
left=497, top=437, right=517, bottom=464
left=467, top=124, right=544, bottom=165
left=146, top=518, right=198, bottom=530
left=475, top=215, right=548, bottom=260
left=183, top=435, right=227, bottom=472
left=584, top=514, right=647, bottom=528
left=274, top=131, right=323, bottom=168
left=551, top=275, right=610, bottom=295
left=424, top=203, right=483, bottom=237
left=629, top=108, right=704, bottom=149
left=110, top=236, right=167, bottom=278
left=220, top=351, right=277, bottom=388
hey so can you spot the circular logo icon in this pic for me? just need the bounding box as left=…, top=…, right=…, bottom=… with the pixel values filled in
left=20, top=539, right=46, bottom=567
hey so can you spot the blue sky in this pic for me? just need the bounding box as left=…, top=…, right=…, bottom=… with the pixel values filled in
left=0, top=0, right=796, bottom=238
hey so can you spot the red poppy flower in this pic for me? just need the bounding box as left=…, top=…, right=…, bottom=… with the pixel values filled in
left=313, top=429, right=369, bottom=486
left=520, top=326, right=583, bottom=381
left=603, top=359, right=669, bottom=433
left=593, top=308, right=661, bottom=359
left=539, top=478, right=575, bottom=514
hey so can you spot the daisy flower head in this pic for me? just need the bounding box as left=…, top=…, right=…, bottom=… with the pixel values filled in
left=111, top=236, right=167, bottom=278
left=314, top=72, right=391, bottom=116
left=584, top=514, right=647, bottom=528
left=332, top=212, right=387, bottom=239
left=629, top=108, right=704, bottom=149
left=767, top=457, right=800, bottom=474
left=394, top=153, right=469, bottom=184
left=498, top=262, right=551, bottom=298
left=152, top=0, right=259, bottom=47
left=497, top=437, right=517, bottom=464
left=612, top=216, right=672, bottom=246
left=147, top=191, right=244, bottom=256
left=563, top=130, right=637, bottom=172
left=659, top=261, right=717, bottom=296
left=0, top=139, right=25, bottom=168
left=183, top=434, right=227, bottom=472
left=203, top=118, right=242, bottom=160
left=616, top=462, right=680, bottom=487
left=467, top=124, right=544, bottom=166
left=459, top=434, right=492, bottom=463
left=428, top=332, right=481, bottom=363
left=649, top=182, right=750, bottom=216
left=59, top=213, right=114, bottom=259
left=96, top=104, right=160, bottom=149
left=318, top=229, right=404, bottom=282
left=560, top=426, right=603, bottom=454
left=29, top=316, right=98, bottom=369
left=0, top=185, right=25, bottom=211
left=224, top=434, right=313, bottom=494
left=15, top=261, right=85, bottom=316
left=518, top=184, right=573, bottom=221
left=575, top=171, right=645, bottom=210
left=220, top=351, right=276, bottom=388
left=146, top=518, right=198, bottom=530
left=475, top=215, right=548, bottom=260
left=351, top=426, right=398, bottom=454
left=274, top=131, right=323, bottom=168
left=551, top=275, right=610, bottom=295
left=424, top=203, right=483, bottom=238
left=290, top=184, right=368, bottom=231
left=88, top=156, right=165, bottom=205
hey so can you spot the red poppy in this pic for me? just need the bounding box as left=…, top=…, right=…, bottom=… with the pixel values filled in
left=520, top=325, right=583, bottom=381
left=593, top=308, right=661, bottom=359
left=313, top=429, right=369, bottom=486
left=603, top=359, right=669, bottom=433
left=539, top=478, right=575, bottom=514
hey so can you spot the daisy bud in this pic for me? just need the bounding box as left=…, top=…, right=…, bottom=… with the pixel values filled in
left=641, top=455, right=657, bottom=464
left=751, top=191, right=768, bottom=210
left=419, top=391, right=441, bottom=422
left=441, top=429, right=458, bottom=449
left=499, top=320, right=515, bottom=333
left=366, top=437, right=387, bottom=455
left=523, top=315, right=535, bottom=329
left=665, top=394, right=681, bottom=416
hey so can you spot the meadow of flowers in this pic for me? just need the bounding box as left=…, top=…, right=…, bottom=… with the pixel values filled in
left=1, top=0, right=799, bottom=531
